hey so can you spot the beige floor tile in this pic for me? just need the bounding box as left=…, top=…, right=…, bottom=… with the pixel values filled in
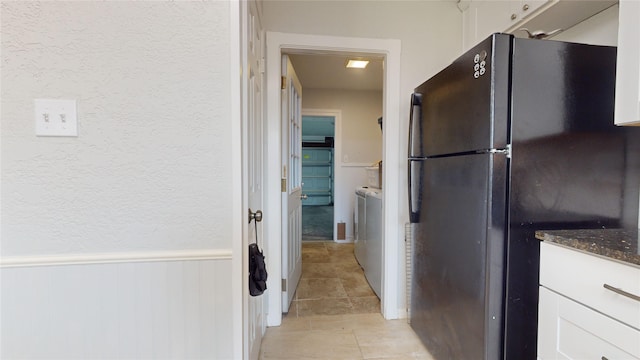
left=327, top=251, right=360, bottom=263
left=296, top=298, right=353, bottom=316
left=341, top=275, right=377, bottom=297
left=334, top=261, right=364, bottom=274
left=354, top=323, right=432, bottom=359
left=260, top=329, right=363, bottom=359
left=302, top=262, right=338, bottom=279
left=350, top=296, right=380, bottom=314
left=296, top=278, right=347, bottom=300
left=266, top=315, right=311, bottom=333
left=302, top=251, right=332, bottom=263
left=309, top=313, right=387, bottom=331
left=326, top=243, right=355, bottom=255
left=301, top=241, right=329, bottom=248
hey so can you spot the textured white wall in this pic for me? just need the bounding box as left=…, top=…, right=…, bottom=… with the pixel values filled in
left=303, top=89, right=383, bottom=165
left=1, top=1, right=232, bottom=256
left=1, top=2, right=236, bottom=358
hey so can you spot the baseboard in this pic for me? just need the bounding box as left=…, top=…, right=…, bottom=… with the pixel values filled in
left=0, top=248, right=233, bottom=268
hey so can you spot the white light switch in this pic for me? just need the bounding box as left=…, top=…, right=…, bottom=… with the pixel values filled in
left=35, top=99, right=78, bottom=137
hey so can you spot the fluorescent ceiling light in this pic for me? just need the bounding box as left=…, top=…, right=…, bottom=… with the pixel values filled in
left=346, top=59, right=369, bottom=69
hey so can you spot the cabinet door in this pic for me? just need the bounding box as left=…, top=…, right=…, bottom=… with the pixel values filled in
left=538, top=287, right=640, bottom=359
left=463, top=0, right=549, bottom=51
left=615, top=0, right=640, bottom=125
left=515, top=0, right=548, bottom=23
left=462, top=1, right=479, bottom=51
left=475, top=0, right=513, bottom=43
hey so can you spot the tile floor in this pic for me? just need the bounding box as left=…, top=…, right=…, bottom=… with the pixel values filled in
left=259, top=241, right=434, bottom=359
left=259, top=313, right=434, bottom=359
left=288, top=241, right=379, bottom=317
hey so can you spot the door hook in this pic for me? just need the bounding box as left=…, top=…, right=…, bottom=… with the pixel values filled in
left=248, top=208, right=263, bottom=224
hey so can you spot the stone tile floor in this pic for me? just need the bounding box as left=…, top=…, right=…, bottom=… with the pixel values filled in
left=288, top=241, right=379, bottom=317
left=259, top=313, right=434, bottom=359
left=259, top=241, right=434, bottom=359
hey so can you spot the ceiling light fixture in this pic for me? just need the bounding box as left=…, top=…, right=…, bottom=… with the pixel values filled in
left=346, top=59, right=369, bottom=69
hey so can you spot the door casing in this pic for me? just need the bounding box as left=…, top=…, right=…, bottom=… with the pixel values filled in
left=265, top=32, right=402, bottom=326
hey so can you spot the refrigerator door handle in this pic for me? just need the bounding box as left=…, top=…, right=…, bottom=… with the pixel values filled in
left=409, top=92, right=423, bottom=158
left=408, top=159, right=423, bottom=223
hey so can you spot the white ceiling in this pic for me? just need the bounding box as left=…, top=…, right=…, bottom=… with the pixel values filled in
left=288, top=53, right=384, bottom=91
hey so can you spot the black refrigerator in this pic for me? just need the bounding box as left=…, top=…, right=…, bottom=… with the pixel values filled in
left=408, top=33, right=640, bottom=359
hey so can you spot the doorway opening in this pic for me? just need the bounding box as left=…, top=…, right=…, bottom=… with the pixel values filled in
left=265, top=32, right=401, bottom=326
left=301, top=115, right=335, bottom=241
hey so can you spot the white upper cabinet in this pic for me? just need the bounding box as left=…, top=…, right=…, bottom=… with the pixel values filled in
left=615, top=0, right=640, bottom=126
left=463, top=0, right=617, bottom=51
left=464, top=0, right=549, bottom=49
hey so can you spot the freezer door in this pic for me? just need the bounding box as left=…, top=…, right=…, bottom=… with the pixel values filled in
left=410, top=152, right=508, bottom=360
left=408, top=92, right=424, bottom=158
left=414, top=34, right=511, bottom=156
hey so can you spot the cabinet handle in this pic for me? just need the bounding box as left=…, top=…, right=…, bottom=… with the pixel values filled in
left=510, top=13, right=517, bottom=20
left=522, top=4, right=530, bottom=11
left=603, top=284, right=640, bottom=302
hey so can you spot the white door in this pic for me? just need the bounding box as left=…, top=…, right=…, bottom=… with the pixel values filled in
left=281, top=55, right=303, bottom=313
left=242, top=1, right=265, bottom=359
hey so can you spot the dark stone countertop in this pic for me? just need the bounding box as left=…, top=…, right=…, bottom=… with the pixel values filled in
left=535, top=229, right=640, bottom=268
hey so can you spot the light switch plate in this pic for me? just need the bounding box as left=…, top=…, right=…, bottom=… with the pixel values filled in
left=35, top=99, right=78, bottom=137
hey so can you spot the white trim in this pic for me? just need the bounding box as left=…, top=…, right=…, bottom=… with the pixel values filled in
left=301, top=108, right=342, bottom=243
left=266, top=32, right=402, bottom=325
left=340, top=162, right=375, bottom=168
left=229, top=1, right=244, bottom=360
left=229, top=0, right=248, bottom=359
left=0, top=249, right=233, bottom=268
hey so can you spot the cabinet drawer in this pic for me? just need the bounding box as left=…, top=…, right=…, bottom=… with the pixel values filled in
left=538, top=287, right=640, bottom=359
left=540, top=242, right=640, bottom=329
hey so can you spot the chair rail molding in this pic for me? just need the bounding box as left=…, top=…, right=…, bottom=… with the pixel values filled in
left=0, top=248, right=233, bottom=268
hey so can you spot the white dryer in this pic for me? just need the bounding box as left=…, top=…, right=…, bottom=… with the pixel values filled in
left=354, top=186, right=370, bottom=268
left=364, top=189, right=382, bottom=299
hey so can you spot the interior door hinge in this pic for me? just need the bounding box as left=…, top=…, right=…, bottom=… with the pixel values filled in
left=259, top=58, right=265, bottom=74
left=281, top=278, right=287, bottom=291
left=281, top=179, right=286, bottom=192
left=281, top=76, right=286, bottom=90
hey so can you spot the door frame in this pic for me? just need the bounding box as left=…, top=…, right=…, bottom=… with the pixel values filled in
left=301, top=109, right=341, bottom=241
left=229, top=1, right=243, bottom=358
left=265, top=32, right=401, bottom=326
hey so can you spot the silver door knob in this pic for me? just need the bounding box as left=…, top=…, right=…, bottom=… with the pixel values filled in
left=301, top=194, right=308, bottom=200
left=248, top=208, right=263, bottom=223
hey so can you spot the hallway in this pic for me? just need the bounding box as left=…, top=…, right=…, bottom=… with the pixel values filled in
left=259, top=242, right=433, bottom=359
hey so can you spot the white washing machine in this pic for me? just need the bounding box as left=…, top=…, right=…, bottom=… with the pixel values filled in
left=354, top=186, right=382, bottom=299
left=364, top=189, right=382, bottom=299
left=354, top=186, right=370, bottom=268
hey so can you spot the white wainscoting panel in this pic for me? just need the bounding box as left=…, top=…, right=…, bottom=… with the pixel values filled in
left=1, top=255, right=233, bottom=359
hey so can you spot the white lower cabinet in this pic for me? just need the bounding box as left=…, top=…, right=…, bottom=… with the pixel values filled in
left=538, top=287, right=640, bottom=359
left=538, top=242, right=640, bottom=359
